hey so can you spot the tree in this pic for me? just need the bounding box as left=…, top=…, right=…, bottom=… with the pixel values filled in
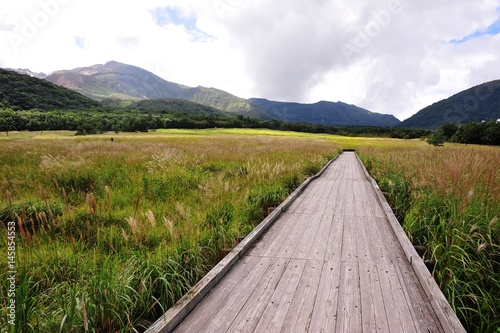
left=427, top=130, right=446, bottom=146
left=440, top=123, right=458, bottom=141
left=0, top=109, right=16, bottom=136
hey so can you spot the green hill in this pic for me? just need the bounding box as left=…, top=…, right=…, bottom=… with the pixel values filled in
left=45, top=61, right=270, bottom=118
left=177, top=86, right=273, bottom=119
left=250, top=98, right=401, bottom=127
left=128, top=98, right=226, bottom=116
left=0, top=68, right=99, bottom=110
left=401, top=80, right=500, bottom=129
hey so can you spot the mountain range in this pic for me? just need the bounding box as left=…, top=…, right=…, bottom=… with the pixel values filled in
left=41, top=61, right=400, bottom=127
left=250, top=98, right=401, bottom=127
left=3, top=61, right=500, bottom=129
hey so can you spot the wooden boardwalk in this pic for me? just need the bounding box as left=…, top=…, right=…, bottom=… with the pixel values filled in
left=148, top=152, right=465, bottom=333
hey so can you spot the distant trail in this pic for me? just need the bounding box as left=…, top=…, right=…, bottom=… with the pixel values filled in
left=149, top=152, right=465, bottom=333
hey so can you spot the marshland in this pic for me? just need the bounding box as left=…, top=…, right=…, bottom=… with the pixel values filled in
left=0, top=129, right=498, bottom=333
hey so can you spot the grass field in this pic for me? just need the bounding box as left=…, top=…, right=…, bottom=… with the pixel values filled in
left=0, top=129, right=341, bottom=332
left=1, top=129, right=498, bottom=332
left=358, top=145, right=500, bottom=333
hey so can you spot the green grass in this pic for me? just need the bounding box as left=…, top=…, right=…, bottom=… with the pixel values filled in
left=358, top=146, right=500, bottom=333
left=2, top=129, right=497, bottom=332
left=0, top=130, right=341, bottom=332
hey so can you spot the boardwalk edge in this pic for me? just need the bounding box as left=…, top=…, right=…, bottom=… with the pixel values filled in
left=356, top=153, right=466, bottom=333
left=146, top=154, right=339, bottom=333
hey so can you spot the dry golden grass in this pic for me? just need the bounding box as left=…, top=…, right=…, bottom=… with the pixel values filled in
left=0, top=130, right=341, bottom=332
left=358, top=145, right=500, bottom=332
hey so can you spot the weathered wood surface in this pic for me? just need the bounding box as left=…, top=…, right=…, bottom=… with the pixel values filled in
left=149, top=152, right=465, bottom=333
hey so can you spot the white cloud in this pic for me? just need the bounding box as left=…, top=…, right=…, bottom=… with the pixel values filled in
left=0, top=0, right=499, bottom=120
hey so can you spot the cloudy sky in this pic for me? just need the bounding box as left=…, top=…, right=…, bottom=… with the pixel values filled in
left=1, top=0, right=499, bottom=120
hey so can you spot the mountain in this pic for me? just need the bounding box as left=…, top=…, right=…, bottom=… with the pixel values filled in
left=7, top=68, right=48, bottom=79
left=176, top=86, right=272, bottom=119
left=250, top=98, right=401, bottom=127
left=128, top=98, right=225, bottom=116
left=0, top=68, right=99, bottom=110
left=43, top=60, right=402, bottom=127
left=401, top=80, right=500, bottom=129
left=45, top=61, right=270, bottom=119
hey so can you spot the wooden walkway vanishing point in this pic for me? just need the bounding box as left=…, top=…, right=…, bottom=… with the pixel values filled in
left=147, top=152, right=466, bottom=333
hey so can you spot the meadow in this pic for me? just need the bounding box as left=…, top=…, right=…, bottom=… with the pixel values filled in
left=0, top=129, right=341, bottom=332
left=358, top=146, right=500, bottom=333
left=0, top=129, right=498, bottom=332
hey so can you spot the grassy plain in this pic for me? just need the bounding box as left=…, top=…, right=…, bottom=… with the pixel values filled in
left=1, top=129, right=498, bottom=332
left=0, top=129, right=341, bottom=332
left=358, top=145, right=500, bottom=333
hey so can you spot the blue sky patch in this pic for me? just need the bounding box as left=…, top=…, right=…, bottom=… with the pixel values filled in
left=450, top=16, right=500, bottom=44
left=74, top=36, right=87, bottom=49
left=151, top=7, right=214, bottom=42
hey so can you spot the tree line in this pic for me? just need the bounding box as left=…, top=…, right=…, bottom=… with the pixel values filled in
left=427, top=121, right=500, bottom=146
left=0, top=108, right=431, bottom=139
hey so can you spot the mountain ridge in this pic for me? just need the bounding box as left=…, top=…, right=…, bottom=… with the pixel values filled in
left=38, top=61, right=403, bottom=127
left=401, top=80, right=500, bottom=129
left=0, top=68, right=99, bottom=110
left=250, top=98, right=401, bottom=127
left=45, top=61, right=270, bottom=119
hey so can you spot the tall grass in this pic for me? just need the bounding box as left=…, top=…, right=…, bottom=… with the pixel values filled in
left=358, top=145, right=500, bottom=333
left=0, top=131, right=340, bottom=332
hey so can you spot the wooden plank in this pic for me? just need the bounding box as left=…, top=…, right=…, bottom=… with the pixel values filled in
left=393, top=262, right=444, bottom=333
left=307, top=213, right=334, bottom=261
left=289, top=213, right=324, bottom=260
left=341, top=216, right=356, bottom=262
left=281, top=259, right=323, bottom=332
left=261, top=213, right=304, bottom=258
left=325, top=214, right=345, bottom=262
left=393, top=256, right=444, bottom=333
left=353, top=179, right=368, bottom=217
left=308, top=259, right=342, bottom=332
left=386, top=264, right=419, bottom=333
left=246, top=213, right=292, bottom=257
left=172, top=256, right=272, bottom=332
left=377, top=264, right=405, bottom=333
left=355, top=216, right=376, bottom=264
left=307, top=178, right=338, bottom=215
left=335, top=261, right=362, bottom=332
left=173, top=255, right=260, bottom=332
left=359, top=261, right=390, bottom=333
left=252, top=259, right=307, bottom=332
left=363, top=182, right=385, bottom=217
left=224, top=258, right=289, bottom=332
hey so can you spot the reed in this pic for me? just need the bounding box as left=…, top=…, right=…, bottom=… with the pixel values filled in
left=0, top=130, right=340, bottom=332
left=358, top=145, right=500, bottom=333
